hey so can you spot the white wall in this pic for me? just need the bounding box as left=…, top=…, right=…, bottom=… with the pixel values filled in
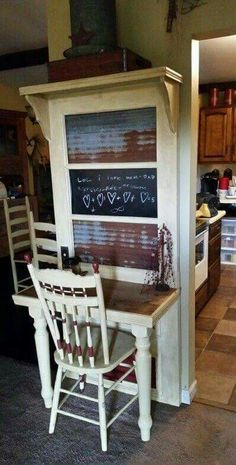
left=0, top=65, right=48, bottom=88
left=167, top=1, right=236, bottom=394
left=115, top=0, right=236, bottom=397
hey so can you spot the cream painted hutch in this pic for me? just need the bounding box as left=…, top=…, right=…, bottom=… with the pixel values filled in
left=19, top=67, right=184, bottom=407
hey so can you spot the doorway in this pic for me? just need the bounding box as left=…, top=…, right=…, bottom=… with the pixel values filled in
left=194, top=35, right=236, bottom=411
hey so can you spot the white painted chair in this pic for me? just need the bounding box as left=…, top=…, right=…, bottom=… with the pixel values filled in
left=3, top=196, right=32, bottom=293
left=26, top=258, right=138, bottom=452
left=29, top=211, right=58, bottom=268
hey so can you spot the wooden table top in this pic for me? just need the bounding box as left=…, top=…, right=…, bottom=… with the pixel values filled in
left=13, top=279, right=179, bottom=328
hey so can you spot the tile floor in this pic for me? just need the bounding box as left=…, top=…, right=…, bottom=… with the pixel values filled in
left=194, top=265, right=236, bottom=411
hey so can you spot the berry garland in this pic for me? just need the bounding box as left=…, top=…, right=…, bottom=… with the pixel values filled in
left=142, top=223, right=174, bottom=292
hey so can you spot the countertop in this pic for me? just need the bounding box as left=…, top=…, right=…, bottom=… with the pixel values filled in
left=200, top=210, right=226, bottom=225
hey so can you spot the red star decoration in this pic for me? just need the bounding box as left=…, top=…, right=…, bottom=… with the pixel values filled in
left=69, top=22, right=95, bottom=46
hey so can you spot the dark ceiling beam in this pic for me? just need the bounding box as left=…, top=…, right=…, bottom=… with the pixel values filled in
left=0, top=47, right=48, bottom=71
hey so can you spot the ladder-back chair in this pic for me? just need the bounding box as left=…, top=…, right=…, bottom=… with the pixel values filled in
left=29, top=211, right=58, bottom=268
left=4, top=196, right=32, bottom=293
left=26, top=258, right=138, bottom=452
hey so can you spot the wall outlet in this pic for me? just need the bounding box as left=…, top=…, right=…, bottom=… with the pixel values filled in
left=61, top=246, right=69, bottom=266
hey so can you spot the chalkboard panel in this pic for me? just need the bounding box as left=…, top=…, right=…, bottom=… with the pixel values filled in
left=70, top=168, right=157, bottom=217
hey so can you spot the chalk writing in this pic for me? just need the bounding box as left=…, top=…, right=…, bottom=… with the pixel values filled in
left=70, top=169, right=157, bottom=217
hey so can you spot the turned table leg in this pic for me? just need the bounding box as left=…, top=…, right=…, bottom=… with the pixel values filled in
left=131, top=325, right=153, bottom=441
left=29, top=305, right=53, bottom=408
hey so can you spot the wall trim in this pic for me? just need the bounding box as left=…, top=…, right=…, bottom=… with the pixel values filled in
left=181, top=379, right=197, bottom=405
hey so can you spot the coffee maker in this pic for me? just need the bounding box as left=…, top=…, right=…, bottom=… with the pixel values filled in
left=200, top=171, right=218, bottom=195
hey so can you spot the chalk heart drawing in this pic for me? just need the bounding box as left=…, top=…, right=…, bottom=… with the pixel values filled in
left=140, top=192, right=149, bottom=203
left=83, top=194, right=90, bottom=209
left=97, top=193, right=105, bottom=207
left=107, top=192, right=117, bottom=205
left=123, top=191, right=131, bottom=203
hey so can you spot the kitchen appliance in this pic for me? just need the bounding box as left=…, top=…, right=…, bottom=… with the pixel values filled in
left=195, top=220, right=208, bottom=291
left=200, top=172, right=218, bottom=195
left=219, top=177, right=229, bottom=190
left=196, top=192, right=218, bottom=217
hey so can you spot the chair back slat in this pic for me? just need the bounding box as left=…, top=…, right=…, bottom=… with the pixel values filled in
left=3, top=196, right=32, bottom=292
left=10, top=215, right=28, bottom=226
left=4, top=198, right=31, bottom=254
left=35, top=238, right=58, bottom=252
left=29, top=211, right=58, bottom=268
left=35, top=267, right=96, bottom=288
left=48, top=300, right=64, bottom=359
left=71, top=306, right=83, bottom=366
left=27, top=263, right=110, bottom=367
left=33, top=221, right=56, bottom=233
left=85, top=306, right=95, bottom=367
left=94, top=272, right=109, bottom=365
left=59, top=302, right=73, bottom=364
left=9, top=205, right=28, bottom=213
left=13, top=239, right=31, bottom=252
left=12, top=228, right=29, bottom=238
left=40, top=286, right=98, bottom=307
left=37, top=254, right=58, bottom=265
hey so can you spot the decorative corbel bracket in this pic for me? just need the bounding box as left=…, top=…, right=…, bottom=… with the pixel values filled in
left=159, top=77, right=178, bottom=134
left=25, top=95, right=51, bottom=142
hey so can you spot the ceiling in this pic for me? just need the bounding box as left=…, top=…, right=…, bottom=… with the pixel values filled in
left=199, top=35, right=236, bottom=84
left=0, top=1, right=235, bottom=86
left=0, top=0, right=47, bottom=55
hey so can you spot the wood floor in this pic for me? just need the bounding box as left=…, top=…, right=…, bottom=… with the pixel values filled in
left=194, top=265, right=236, bottom=411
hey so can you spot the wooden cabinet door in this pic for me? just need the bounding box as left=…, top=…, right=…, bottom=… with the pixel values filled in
left=208, top=219, right=222, bottom=268
left=208, top=258, right=221, bottom=298
left=195, top=280, right=208, bottom=316
left=208, top=233, right=221, bottom=267
left=209, top=219, right=221, bottom=240
left=198, top=107, right=232, bottom=163
left=231, top=107, right=236, bottom=161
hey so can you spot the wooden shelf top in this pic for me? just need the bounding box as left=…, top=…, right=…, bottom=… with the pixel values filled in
left=19, top=66, right=183, bottom=99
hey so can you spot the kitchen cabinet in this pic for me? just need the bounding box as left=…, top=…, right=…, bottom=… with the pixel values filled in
left=208, top=258, right=221, bottom=298
left=198, top=106, right=233, bottom=163
left=195, top=280, right=208, bottom=316
left=195, top=218, right=222, bottom=316
left=208, top=219, right=221, bottom=300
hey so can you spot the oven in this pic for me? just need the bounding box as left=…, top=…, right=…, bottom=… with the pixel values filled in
left=195, top=221, right=209, bottom=291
